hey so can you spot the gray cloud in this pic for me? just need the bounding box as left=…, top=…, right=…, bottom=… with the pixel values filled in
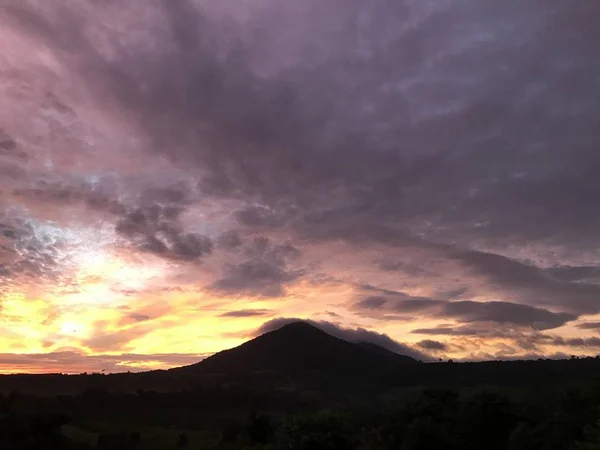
left=235, top=206, right=290, bottom=229
left=508, top=333, right=600, bottom=354
left=577, top=322, right=600, bottom=331
left=256, top=317, right=432, bottom=361
left=412, top=327, right=472, bottom=337
left=550, top=337, right=600, bottom=348
left=356, top=284, right=576, bottom=331
left=0, top=218, right=67, bottom=289
left=127, top=313, right=152, bottom=322
left=452, top=250, right=600, bottom=314
left=115, top=204, right=213, bottom=261
left=211, top=237, right=303, bottom=297
left=417, top=340, right=448, bottom=352
left=412, top=326, right=511, bottom=337
left=545, top=266, right=600, bottom=283
left=217, top=230, right=244, bottom=249
left=442, top=301, right=576, bottom=330
left=0, top=129, right=26, bottom=160
left=220, top=309, right=272, bottom=318
left=356, top=285, right=443, bottom=313
left=211, top=259, right=301, bottom=298
left=355, top=296, right=387, bottom=309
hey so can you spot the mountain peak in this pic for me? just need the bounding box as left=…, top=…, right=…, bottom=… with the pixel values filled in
left=179, top=321, right=418, bottom=377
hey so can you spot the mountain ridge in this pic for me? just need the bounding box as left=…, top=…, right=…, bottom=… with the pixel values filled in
left=176, top=321, right=419, bottom=378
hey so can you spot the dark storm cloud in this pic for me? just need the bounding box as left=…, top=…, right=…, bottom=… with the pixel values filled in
left=256, top=318, right=431, bottom=361
left=210, top=238, right=303, bottom=297
left=417, top=340, right=448, bottom=352
left=220, top=309, right=272, bottom=318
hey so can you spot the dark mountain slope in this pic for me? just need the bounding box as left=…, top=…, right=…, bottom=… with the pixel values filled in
left=178, top=322, right=418, bottom=378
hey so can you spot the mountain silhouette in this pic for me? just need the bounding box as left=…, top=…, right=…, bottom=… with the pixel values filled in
left=178, top=322, right=418, bottom=378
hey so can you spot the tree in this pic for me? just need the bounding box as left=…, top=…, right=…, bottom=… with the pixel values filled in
left=246, top=412, right=273, bottom=445
left=177, top=433, right=189, bottom=448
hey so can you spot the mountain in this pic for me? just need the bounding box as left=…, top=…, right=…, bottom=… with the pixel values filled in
left=178, top=322, right=418, bottom=378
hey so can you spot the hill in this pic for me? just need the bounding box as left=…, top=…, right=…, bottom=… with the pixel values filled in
left=176, top=322, right=418, bottom=378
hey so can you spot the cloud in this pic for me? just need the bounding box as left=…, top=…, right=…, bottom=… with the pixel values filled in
left=127, top=313, right=152, bottom=322
left=543, top=336, right=600, bottom=348
left=411, top=325, right=510, bottom=337
left=545, top=266, right=600, bottom=283
left=442, top=301, right=576, bottom=330
left=81, top=320, right=165, bottom=353
left=577, top=322, right=600, bottom=331
left=355, top=286, right=576, bottom=331
left=0, top=351, right=206, bottom=374
left=452, top=250, right=600, bottom=314
left=211, top=259, right=301, bottom=298
left=417, top=340, right=448, bottom=351
left=256, top=318, right=432, bottom=361
left=502, top=333, right=600, bottom=356
left=355, top=296, right=387, bottom=309
left=219, top=309, right=272, bottom=318
left=235, top=206, right=289, bottom=229
left=115, top=205, right=213, bottom=261
left=217, top=230, right=243, bottom=249
left=0, top=129, right=27, bottom=159
left=210, top=237, right=303, bottom=297
left=355, top=286, right=443, bottom=313
left=75, top=0, right=600, bottom=252
left=0, top=218, right=69, bottom=289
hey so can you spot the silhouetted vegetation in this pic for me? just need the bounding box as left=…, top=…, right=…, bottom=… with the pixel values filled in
left=3, top=382, right=600, bottom=449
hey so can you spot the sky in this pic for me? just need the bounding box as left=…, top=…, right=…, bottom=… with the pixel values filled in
left=1, top=0, right=600, bottom=373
